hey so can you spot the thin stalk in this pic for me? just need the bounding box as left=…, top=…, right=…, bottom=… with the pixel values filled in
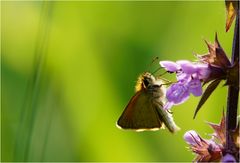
left=225, top=1, right=239, bottom=157
left=21, top=2, right=52, bottom=161
left=13, top=2, right=53, bottom=161
left=13, top=2, right=50, bottom=161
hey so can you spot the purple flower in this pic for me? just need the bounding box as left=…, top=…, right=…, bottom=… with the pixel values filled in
left=183, top=115, right=239, bottom=162
left=160, top=60, right=210, bottom=80
left=164, top=82, right=190, bottom=110
left=184, top=130, right=222, bottom=162
left=184, top=130, right=201, bottom=146
left=160, top=60, right=210, bottom=110
left=222, top=154, right=236, bottom=162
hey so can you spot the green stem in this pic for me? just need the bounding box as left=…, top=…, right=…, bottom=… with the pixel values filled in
left=225, top=1, right=239, bottom=159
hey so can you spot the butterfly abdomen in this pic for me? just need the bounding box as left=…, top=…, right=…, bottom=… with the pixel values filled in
left=154, top=101, right=180, bottom=133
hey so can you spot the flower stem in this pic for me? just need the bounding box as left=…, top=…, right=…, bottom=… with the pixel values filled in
left=226, top=1, right=239, bottom=156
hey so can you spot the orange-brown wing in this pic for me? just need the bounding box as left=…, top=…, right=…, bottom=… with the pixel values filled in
left=117, top=90, right=162, bottom=131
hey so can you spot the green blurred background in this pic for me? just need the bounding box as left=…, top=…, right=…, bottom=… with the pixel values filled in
left=2, top=1, right=234, bottom=162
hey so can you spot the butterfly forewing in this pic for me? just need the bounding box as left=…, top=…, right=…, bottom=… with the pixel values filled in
left=117, top=90, right=162, bottom=131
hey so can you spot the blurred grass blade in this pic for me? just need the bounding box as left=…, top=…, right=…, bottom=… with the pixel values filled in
left=24, top=2, right=53, bottom=161
left=13, top=1, right=53, bottom=161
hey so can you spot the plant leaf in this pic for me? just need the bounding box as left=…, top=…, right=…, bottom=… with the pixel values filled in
left=197, top=34, right=231, bottom=68
left=193, top=79, right=221, bottom=119
left=207, top=111, right=226, bottom=145
left=214, top=34, right=231, bottom=68
left=225, top=1, right=238, bottom=32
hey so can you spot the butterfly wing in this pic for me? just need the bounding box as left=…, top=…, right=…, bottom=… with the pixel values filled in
left=117, top=90, right=163, bottom=131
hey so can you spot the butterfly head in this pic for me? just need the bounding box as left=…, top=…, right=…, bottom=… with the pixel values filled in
left=135, top=72, right=156, bottom=92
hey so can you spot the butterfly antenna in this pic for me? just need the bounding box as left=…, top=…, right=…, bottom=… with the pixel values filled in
left=146, top=56, right=159, bottom=72
left=152, top=67, right=164, bottom=75
left=156, top=71, right=173, bottom=84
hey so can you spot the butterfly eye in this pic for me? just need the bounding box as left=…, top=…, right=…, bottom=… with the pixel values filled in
left=143, top=78, right=150, bottom=88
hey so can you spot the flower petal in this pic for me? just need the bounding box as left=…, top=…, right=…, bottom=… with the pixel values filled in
left=166, top=83, right=190, bottom=104
left=188, top=78, right=202, bottom=96
left=177, top=60, right=198, bottom=74
left=196, top=63, right=211, bottom=80
left=184, top=130, right=201, bottom=146
left=176, top=72, right=191, bottom=82
left=159, top=61, right=180, bottom=72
